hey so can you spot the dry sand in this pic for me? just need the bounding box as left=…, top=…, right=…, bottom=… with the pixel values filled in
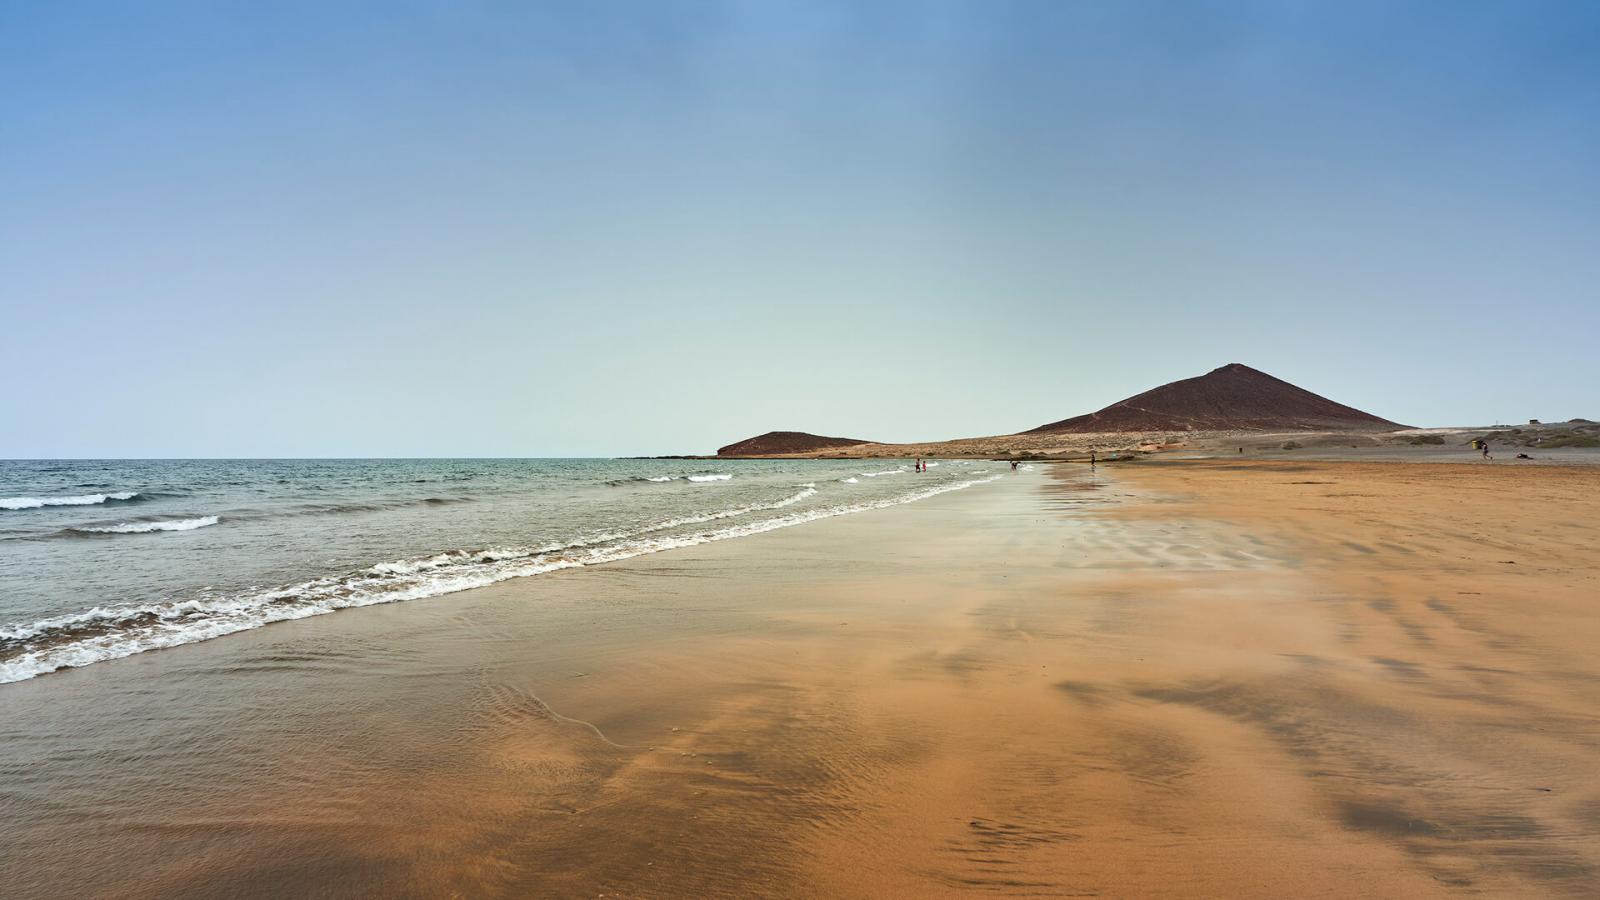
left=4, top=460, right=1598, bottom=897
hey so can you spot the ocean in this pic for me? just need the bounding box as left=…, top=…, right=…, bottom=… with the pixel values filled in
left=0, top=458, right=1003, bottom=683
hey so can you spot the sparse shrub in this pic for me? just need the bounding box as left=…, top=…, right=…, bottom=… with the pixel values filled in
left=1540, top=434, right=1600, bottom=449
left=1409, top=435, right=1446, bottom=445
left=1281, top=441, right=1302, bottom=450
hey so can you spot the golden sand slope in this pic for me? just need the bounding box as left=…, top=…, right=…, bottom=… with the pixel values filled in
left=537, top=460, right=1598, bottom=897
left=364, top=461, right=1600, bottom=896
left=795, top=460, right=1600, bottom=897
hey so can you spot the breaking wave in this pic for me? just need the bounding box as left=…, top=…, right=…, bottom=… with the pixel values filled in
left=69, top=516, right=220, bottom=534
left=2, top=492, right=141, bottom=511
left=0, top=474, right=1002, bottom=683
left=607, top=473, right=730, bottom=486
left=641, top=486, right=818, bottom=532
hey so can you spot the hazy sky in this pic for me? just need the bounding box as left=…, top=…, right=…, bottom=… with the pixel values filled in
left=4, top=1, right=1597, bottom=457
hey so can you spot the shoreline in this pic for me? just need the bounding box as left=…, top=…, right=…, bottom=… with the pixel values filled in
left=0, top=463, right=1004, bottom=685
left=3, top=460, right=1598, bottom=896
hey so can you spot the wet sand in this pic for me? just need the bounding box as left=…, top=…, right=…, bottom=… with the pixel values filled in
left=4, top=461, right=1599, bottom=897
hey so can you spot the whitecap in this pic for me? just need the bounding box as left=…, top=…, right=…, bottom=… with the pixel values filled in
left=686, top=474, right=732, bottom=482
left=71, top=516, right=219, bottom=534
left=642, top=487, right=819, bottom=532
left=1, top=491, right=140, bottom=511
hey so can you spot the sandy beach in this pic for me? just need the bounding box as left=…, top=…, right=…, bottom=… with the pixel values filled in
left=4, top=460, right=1598, bottom=898
left=10, top=2, right=1598, bottom=896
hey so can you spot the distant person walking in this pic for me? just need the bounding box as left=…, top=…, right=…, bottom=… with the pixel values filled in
left=1089, top=449, right=1096, bottom=467
left=1481, top=440, right=1493, bottom=461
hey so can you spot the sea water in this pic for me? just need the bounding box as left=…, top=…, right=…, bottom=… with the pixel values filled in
left=0, top=458, right=1002, bottom=682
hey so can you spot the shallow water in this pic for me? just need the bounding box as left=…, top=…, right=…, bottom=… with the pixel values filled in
left=0, top=458, right=1002, bottom=682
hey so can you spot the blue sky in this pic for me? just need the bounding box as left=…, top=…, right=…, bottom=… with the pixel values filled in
left=3, top=1, right=1596, bottom=456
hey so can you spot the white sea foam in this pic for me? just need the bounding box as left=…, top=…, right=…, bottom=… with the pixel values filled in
left=645, top=476, right=677, bottom=482
left=686, top=474, right=732, bottom=482
left=860, top=468, right=906, bottom=477
left=1, top=491, right=139, bottom=511
left=0, top=475, right=1001, bottom=684
left=642, top=487, right=818, bottom=532
left=840, top=477, right=860, bottom=484
left=71, top=516, right=218, bottom=534
left=772, top=488, right=815, bottom=507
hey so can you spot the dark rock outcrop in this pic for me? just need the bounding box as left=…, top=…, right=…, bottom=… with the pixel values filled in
left=717, top=431, right=873, bottom=456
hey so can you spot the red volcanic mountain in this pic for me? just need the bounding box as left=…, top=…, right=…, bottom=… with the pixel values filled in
left=1027, top=364, right=1407, bottom=433
left=717, top=431, right=873, bottom=456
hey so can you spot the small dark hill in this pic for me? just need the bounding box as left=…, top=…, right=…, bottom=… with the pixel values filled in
left=1028, top=364, right=1407, bottom=433
left=717, top=431, right=873, bottom=456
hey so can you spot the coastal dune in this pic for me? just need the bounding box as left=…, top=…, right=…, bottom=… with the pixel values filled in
left=3, top=461, right=1598, bottom=897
